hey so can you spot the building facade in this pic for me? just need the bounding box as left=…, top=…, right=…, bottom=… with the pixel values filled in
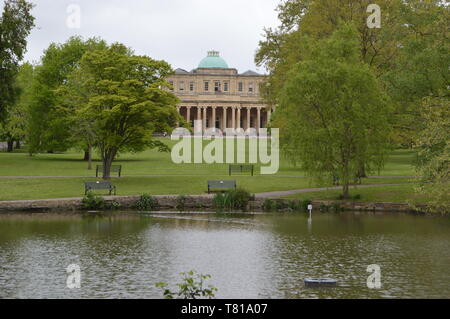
left=167, top=51, right=272, bottom=134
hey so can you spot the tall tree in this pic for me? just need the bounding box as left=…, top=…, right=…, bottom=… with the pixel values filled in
left=382, top=0, right=449, bottom=147
left=275, top=24, right=392, bottom=198
left=62, top=44, right=180, bottom=179
left=0, top=0, right=34, bottom=118
left=256, top=0, right=448, bottom=148
left=414, top=96, right=449, bottom=215
left=0, top=62, right=33, bottom=152
left=27, top=37, right=107, bottom=154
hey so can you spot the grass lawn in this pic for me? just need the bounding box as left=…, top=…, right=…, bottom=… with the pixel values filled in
left=283, top=184, right=421, bottom=204
left=0, top=140, right=417, bottom=177
left=0, top=139, right=418, bottom=201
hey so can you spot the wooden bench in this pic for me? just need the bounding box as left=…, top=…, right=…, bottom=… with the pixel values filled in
left=207, top=180, right=237, bottom=194
left=84, top=181, right=116, bottom=195
left=96, top=165, right=122, bottom=178
left=229, top=165, right=254, bottom=176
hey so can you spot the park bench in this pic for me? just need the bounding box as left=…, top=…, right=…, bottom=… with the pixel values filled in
left=207, top=180, right=237, bottom=194
left=96, top=165, right=122, bottom=178
left=229, top=165, right=254, bottom=176
left=84, top=181, right=117, bottom=195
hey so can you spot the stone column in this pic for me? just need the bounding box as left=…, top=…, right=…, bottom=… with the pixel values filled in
left=268, top=107, right=272, bottom=125
left=176, top=106, right=181, bottom=127
left=186, top=107, right=191, bottom=126
left=212, top=106, right=216, bottom=129
left=257, top=107, right=261, bottom=134
left=223, top=107, right=228, bottom=130
left=247, top=107, right=251, bottom=130
left=196, top=107, right=202, bottom=133
left=203, top=107, right=208, bottom=130
left=237, top=107, right=241, bottom=129
left=232, top=107, right=236, bottom=130
left=197, top=107, right=202, bottom=122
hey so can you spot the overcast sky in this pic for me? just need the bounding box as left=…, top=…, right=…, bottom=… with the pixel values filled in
left=16, top=0, right=281, bottom=73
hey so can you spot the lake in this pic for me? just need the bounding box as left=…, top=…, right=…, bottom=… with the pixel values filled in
left=0, top=211, right=449, bottom=299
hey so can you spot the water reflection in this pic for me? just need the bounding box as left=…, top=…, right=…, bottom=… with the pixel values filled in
left=0, top=212, right=449, bottom=299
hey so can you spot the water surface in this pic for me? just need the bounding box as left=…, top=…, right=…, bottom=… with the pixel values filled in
left=0, top=211, right=449, bottom=299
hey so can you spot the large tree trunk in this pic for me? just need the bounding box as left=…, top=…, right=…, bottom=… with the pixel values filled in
left=102, top=148, right=117, bottom=180
left=87, top=144, right=93, bottom=170
left=83, top=150, right=90, bottom=161
left=341, top=150, right=351, bottom=200
left=358, top=161, right=368, bottom=179
left=6, top=141, right=14, bottom=153
left=342, top=183, right=350, bottom=200
left=7, top=140, right=14, bottom=153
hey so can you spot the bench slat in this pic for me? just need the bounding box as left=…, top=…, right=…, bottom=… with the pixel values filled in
left=229, top=165, right=254, bottom=176
left=84, top=181, right=116, bottom=195
left=207, top=180, right=236, bottom=194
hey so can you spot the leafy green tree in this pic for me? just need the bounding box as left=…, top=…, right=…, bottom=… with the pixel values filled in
left=275, top=24, right=392, bottom=199
left=64, top=44, right=179, bottom=179
left=0, top=0, right=34, bottom=117
left=383, top=0, right=449, bottom=147
left=257, top=0, right=448, bottom=149
left=0, top=62, right=33, bottom=152
left=414, top=96, right=449, bottom=214
left=27, top=37, right=107, bottom=154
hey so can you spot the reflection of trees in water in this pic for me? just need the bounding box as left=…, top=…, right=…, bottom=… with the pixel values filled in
left=0, top=213, right=152, bottom=244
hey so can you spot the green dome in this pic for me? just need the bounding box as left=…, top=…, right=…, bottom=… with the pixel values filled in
left=198, top=51, right=229, bottom=68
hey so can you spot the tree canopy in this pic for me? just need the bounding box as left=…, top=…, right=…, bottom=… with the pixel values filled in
left=60, top=43, right=180, bottom=178
left=27, top=37, right=108, bottom=154
left=0, top=0, right=34, bottom=117
left=275, top=24, right=392, bottom=198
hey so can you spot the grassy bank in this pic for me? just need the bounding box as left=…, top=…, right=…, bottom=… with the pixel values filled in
left=283, top=184, right=421, bottom=204
left=0, top=141, right=417, bottom=201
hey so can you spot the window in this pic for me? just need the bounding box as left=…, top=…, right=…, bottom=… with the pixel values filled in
left=169, top=81, right=174, bottom=91
left=248, top=82, right=254, bottom=93
left=179, top=81, right=185, bottom=91
left=214, top=81, right=221, bottom=92
left=224, top=82, right=229, bottom=92
left=238, top=82, right=243, bottom=92
left=189, top=82, right=194, bottom=92
left=204, top=81, right=209, bottom=92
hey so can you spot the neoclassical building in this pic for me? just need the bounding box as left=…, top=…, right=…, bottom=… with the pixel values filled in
left=167, top=51, right=272, bottom=134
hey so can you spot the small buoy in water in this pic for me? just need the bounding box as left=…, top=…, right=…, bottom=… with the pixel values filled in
left=304, top=278, right=337, bottom=287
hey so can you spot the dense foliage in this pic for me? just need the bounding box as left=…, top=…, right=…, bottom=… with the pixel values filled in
left=0, top=0, right=34, bottom=117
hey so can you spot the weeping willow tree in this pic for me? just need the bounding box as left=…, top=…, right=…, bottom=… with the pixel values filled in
left=274, top=24, right=392, bottom=199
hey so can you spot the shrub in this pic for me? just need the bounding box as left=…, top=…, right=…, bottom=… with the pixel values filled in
left=213, top=188, right=252, bottom=211
left=81, top=192, right=106, bottom=210
left=287, top=200, right=300, bottom=211
left=108, top=201, right=121, bottom=210
left=300, top=199, right=312, bottom=212
left=263, top=199, right=276, bottom=211
left=155, top=270, right=217, bottom=299
left=136, top=194, right=159, bottom=211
